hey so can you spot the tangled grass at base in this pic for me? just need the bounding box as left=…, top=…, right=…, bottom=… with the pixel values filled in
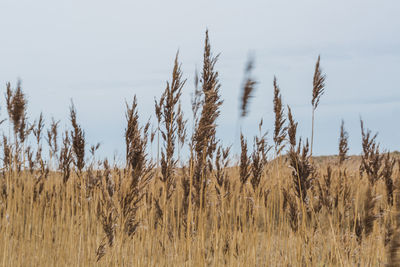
left=0, top=31, right=400, bottom=266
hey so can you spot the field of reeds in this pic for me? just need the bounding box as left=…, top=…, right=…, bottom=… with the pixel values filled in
left=0, top=31, right=399, bottom=266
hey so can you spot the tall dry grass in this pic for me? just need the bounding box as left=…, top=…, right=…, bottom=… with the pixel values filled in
left=0, top=31, right=399, bottom=266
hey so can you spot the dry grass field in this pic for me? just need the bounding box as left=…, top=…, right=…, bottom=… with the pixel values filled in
left=0, top=32, right=399, bottom=266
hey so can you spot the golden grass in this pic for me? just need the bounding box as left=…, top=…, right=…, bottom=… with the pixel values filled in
left=0, top=159, right=398, bottom=266
left=1, top=30, right=399, bottom=266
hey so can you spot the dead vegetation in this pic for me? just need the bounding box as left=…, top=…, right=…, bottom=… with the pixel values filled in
left=0, top=31, right=398, bottom=266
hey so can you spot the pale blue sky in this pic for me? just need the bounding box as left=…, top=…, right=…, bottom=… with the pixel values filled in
left=0, top=0, right=399, bottom=159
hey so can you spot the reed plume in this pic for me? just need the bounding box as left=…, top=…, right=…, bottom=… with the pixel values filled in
left=273, top=77, right=287, bottom=155
left=155, top=97, right=161, bottom=167
left=70, top=101, right=85, bottom=174
left=214, top=145, right=231, bottom=198
left=359, top=118, right=383, bottom=185
left=240, top=55, right=256, bottom=117
left=382, top=152, right=396, bottom=206
left=47, top=117, right=59, bottom=166
left=250, top=120, right=269, bottom=192
left=6, top=80, right=28, bottom=171
left=191, top=68, right=202, bottom=124
left=239, top=133, right=251, bottom=190
left=176, top=102, right=187, bottom=151
left=287, top=106, right=314, bottom=206
left=96, top=161, right=117, bottom=261
left=290, top=138, right=314, bottom=206
left=33, top=113, right=45, bottom=165
left=123, top=95, right=154, bottom=236
left=287, top=105, right=297, bottom=149
left=59, top=130, right=72, bottom=183
left=311, top=55, right=326, bottom=156
left=2, top=135, right=11, bottom=170
left=338, top=120, right=349, bottom=165
left=156, top=52, right=186, bottom=201
left=192, top=30, right=223, bottom=208
left=6, top=80, right=27, bottom=139
left=317, top=165, right=334, bottom=213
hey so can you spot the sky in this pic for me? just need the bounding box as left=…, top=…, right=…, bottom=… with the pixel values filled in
left=0, top=0, right=399, bottom=161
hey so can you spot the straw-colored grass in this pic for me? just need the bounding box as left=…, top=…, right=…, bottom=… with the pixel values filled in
left=0, top=160, right=398, bottom=266
left=0, top=31, right=398, bottom=266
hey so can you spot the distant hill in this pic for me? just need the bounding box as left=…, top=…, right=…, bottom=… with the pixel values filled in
left=311, top=151, right=400, bottom=171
